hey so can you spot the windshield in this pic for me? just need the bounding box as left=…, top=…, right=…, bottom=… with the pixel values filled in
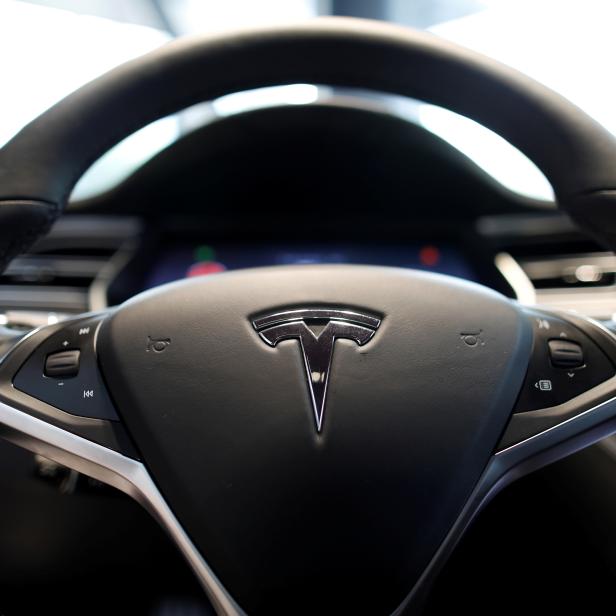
left=2, top=0, right=613, bottom=202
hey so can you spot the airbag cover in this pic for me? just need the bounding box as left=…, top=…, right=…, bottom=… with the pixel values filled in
left=97, top=265, right=530, bottom=615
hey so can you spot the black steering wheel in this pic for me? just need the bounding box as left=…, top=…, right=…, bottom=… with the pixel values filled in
left=1, top=17, right=616, bottom=616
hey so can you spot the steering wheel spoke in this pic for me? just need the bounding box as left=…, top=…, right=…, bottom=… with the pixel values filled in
left=493, top=308, right=616, bottom=486
left=0, top=312, right=242, bottom=615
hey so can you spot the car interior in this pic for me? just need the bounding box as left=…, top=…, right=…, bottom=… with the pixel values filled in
left=2, top=1, right=616, bottom=615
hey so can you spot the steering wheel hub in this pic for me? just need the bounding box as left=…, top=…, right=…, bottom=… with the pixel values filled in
left=96, top=265, right=530, bottom=613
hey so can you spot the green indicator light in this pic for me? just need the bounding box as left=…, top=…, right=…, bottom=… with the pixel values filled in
left=195, top=244, right=216, bottom=262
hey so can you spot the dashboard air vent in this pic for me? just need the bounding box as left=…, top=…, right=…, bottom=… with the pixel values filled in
left=0, top=216, right=140, bottom=329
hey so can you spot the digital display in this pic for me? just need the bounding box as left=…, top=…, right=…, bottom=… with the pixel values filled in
left=143, top=242, right=476, bottom=290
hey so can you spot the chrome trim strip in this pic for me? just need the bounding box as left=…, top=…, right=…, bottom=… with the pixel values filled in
left=89, top=241, right=137, bottom=312
left=494, top=252, right=536, bottom=305
left=496, top=392, right=616, bottom=456
left=0, top=400, right=243, bottom=616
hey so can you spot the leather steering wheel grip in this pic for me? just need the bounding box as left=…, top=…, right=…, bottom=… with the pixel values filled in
left=1, top=17, right=616, bottom=270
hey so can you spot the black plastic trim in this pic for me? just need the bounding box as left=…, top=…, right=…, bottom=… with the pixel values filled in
left=0, top=316, right=139, bottom=458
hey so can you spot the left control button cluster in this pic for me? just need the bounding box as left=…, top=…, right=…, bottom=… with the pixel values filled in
left=13, top=316, right=119, bottom=421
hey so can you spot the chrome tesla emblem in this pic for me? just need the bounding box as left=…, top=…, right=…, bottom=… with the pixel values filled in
left=252, top=308, right=381, bottom=432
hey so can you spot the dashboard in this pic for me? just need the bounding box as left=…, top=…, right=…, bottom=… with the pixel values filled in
left=143, top=241, right=477, bottom=289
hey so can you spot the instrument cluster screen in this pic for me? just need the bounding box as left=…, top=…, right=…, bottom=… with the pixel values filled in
left=144, top=242, right=476, bottom=289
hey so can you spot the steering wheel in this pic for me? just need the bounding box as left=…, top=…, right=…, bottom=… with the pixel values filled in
left=1, top=17, right=616, bottom=616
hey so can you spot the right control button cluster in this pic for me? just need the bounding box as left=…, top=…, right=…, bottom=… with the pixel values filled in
left=515, top=311, right=615, bottom=412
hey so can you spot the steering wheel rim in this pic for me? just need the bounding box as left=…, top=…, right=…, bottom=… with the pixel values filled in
left=2, top=17, right=616, bottom=616
left=1, top=17, right=616, bottom=267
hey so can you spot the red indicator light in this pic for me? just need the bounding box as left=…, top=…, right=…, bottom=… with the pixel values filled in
left=419, top=245, right=440, bottom=267
left=186, top=261, right=226, bottom=278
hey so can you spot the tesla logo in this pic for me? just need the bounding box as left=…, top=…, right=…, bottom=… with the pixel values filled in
left=252, top=308, right=381, bottom=432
